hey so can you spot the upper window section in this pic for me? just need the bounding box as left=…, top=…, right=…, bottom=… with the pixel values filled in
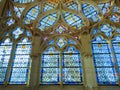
left=62, top=11, right=85, bottom=30
left=24, top=5, right=40, bottom=24
left=12, top=0, right=34, bottom=4
left=81, top=3, right=101, bottom=22
left=43, top=1, right=58, bottom=12
left=37, top=12, right=59, bottom=31
left=64, top=0, right=78, bottom=11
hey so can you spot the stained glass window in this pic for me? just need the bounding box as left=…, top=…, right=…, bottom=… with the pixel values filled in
left=24, top=5, right=40, bottom=24
left=9, top=38, right=32, bottom=84
left=12, top=0, right=34, bottom=4
left=0, top=38, right=12, bottom=84
left=92, top=36, right=119, bottom=85
left=82, top=3, right=101, bottom=22
left=41, top=47, right=60, bottom=84
left=40, top=37, right=82, bottom=84
left=62, top=12, right=84, bottom=30
left=14, top=6, right=25, bottom=18
left=64, top=1, right=78, bottom=11
left=43, top=1, right=57, bottom=12
left=62, top=46, right=82, bottom=84
left=112, top=36, right=120, bottom=77
left=37, top=12, right=59, bottom=31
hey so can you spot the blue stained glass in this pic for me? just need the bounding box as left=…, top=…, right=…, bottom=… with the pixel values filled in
left=112, top=44, right=120, bottom=53
left=98, top=2, right=111, bottom=15
left=0, top=38, right=12, bottom=83
left=92, top=28, right=98, bottom=35
left=62, top=12, right=84, bottom=30
left=42, top=54, right=59, bottom=67
left=65, top=1, right=78, bottom=11
left=92, top=36, right=107, bottom=43
left=100, top=24, right=113, bottom=37
left=116, top=28, right=120, bottom=33
left=43, top=47, right=59, bottom=54
left=9, top=68, right=28, bottom=84
left=48, top=40, right=54, bottom=45
left=63, top=68, right=82, bottom=83
left=115, top=54, right=120, bottom=66
left=12, top=0, right=34, bottom=3
left=41, top=68, right=59, bottom=84
left=56, top=38, right=67, bottom=48
left=24, top=5, right=40, bottom=24
left=37, top=12, right=58, bottom=31
left=6, top=18, right=15, bottom=26
left=14, top=6, right=24, bottom=18
left=0, top=68, right=7, bottom=83
left=68, top=39, right=76, bottom=45
left=113, top=6, right=120, bottom=13
left=10, top=38, right=31, bottom=84
left=93, top=54, right=113, bottom=66
left=82, top=3, right=101, bottom=22
left=12, top=27, right=24, bottom=39
left=110, top=14, right=120, bottom=23
left=43, top=1, right=57, bottom=12
left=96, top=68, right=118, bottom=84
left=26, top=31, right=32, bottom=37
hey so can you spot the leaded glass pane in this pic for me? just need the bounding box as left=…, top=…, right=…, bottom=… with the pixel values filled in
left=12, top=27, right=24, bottom=39
left=82, top=3, right=101, bottom=22
left=64, top=1, right=78, bottom=11
left=43, top=1, right=57, bottom=12
left=63, top=68, right=82, bottom=84
left=24, top=5, right=40, bottom=24
left=99, top=24, right=113, bottom=37
left=56, top=37, right=67, bottom=48
left=10, top=38, right=31, bottom=84
left=93, top=54, right=113, bottom=66
left=98, top=1, right=112, bottom=15
left=14, top=6, right=25, bottom=18
left=110, top=14, right=120, bottom=23
left=10, top=68, right=28, bottom=84
left=0, top=39, right=12, bottom=84
left=12, top=0, right=34, bottom=3
left=96, top=68, right=118, bottom=84
left=6, top=18, right=15, bottom=26
left=62, top=12, right=84, bottom=30
left=41, top=68, right=59, bottom=84
left=41, top=47, right=60, bottom=84
left=37, top=12, right=58, bottom=31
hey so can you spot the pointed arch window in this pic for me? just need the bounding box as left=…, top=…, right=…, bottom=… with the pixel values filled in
left=0, top=38, right=12, bottom=84
left=40, top=37, right=83, bottom=84
left=92, top=36, right=119, bottom=85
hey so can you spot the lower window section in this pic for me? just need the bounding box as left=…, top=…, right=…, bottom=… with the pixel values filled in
left=9, top=68, right=28, bottom=84
left=0, top=68, right=7, bottom=84
left=96, top=67, right=119, bottom=85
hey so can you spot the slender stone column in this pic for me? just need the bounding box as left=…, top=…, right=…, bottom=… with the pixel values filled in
left=0, top=0, right=7, bottom=16
left=28, top=36, right=41, bottom=90
left=80, top=33, right=98, bottom=90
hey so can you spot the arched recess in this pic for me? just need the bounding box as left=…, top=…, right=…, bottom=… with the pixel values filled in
left=39, top=35, right=83, bottom=85
left=91, top=22, right=120, bottom=85
left=0, top=26, right=32, bottom=84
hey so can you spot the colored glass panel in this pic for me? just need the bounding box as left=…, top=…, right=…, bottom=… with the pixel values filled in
left=0, top=39, right=12, bottom=84
left=14, top=6, right=25, bottom=18
left=37, top=12, right=58, bottom=31
left=110, top=14, right=120, bottom=23
left=24, top=5, right=40, bottom=24
left=98, top=2, right=111, bottom=15
left=65, top=1, right=78, bottom=11
left=12, top=27, right=24, bottom=39
left=62, top=46, right=82, bottom=84
left=9, top=38, right=32, bottom=84
left=6, top=18, right=15, bottom=26
left=82, top=3, right=101, bottom=22
left=62, top=12, right=84, bottom=30
left=41, top=47, right=60, bottom=84
left=43, top=1, right=57, bottom=12
left=56, top=38, right=67, bottom=48
left=92, top=36, right=118, bottom=85
left=12, top=0, right=34, bottom=3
